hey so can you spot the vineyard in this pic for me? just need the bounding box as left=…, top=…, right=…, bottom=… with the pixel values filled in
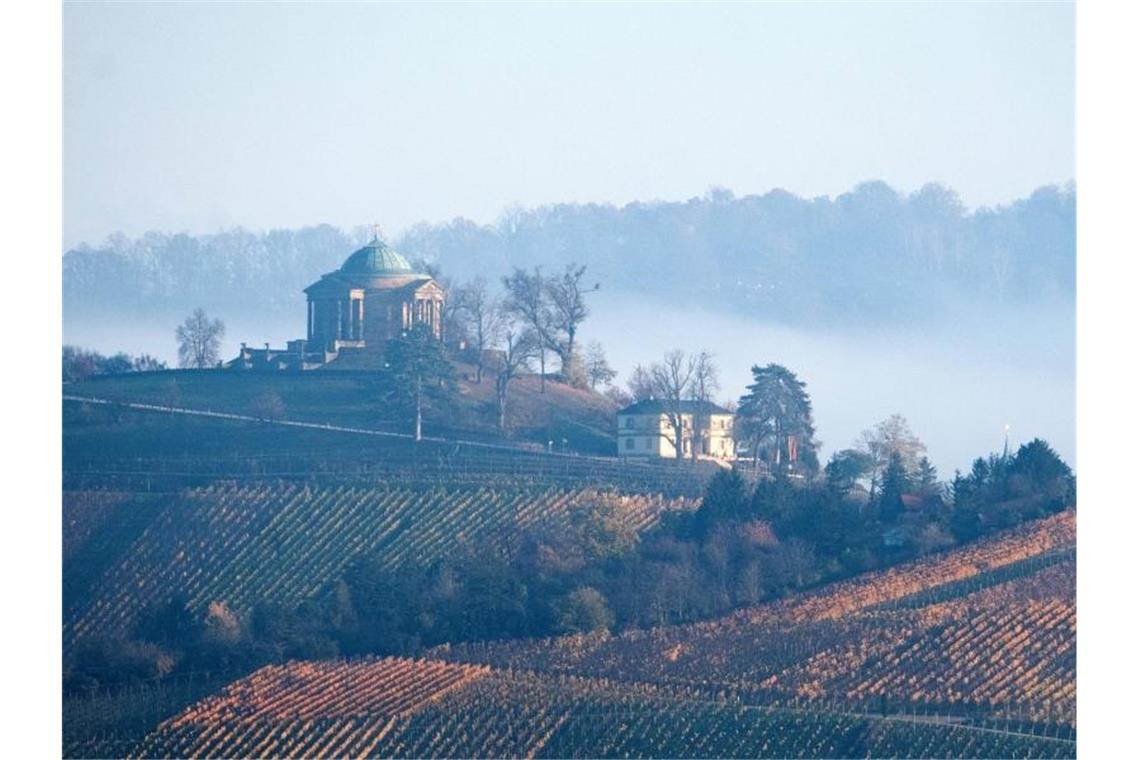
left=121, top=511, right=1076, bottom=759
left=132, top=657, right=1075, bottom=759
left=435, top=510, right=1076, bottom=727
left=64, top=481, right=695, bottom=643
left=63, top=673, right=233, bottom=759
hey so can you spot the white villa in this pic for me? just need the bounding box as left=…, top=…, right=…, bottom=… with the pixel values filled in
left=616, top=399, right=735, bottom=461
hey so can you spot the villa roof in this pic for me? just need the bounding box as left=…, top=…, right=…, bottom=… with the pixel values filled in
left=618, top=399, right=733, bottom=416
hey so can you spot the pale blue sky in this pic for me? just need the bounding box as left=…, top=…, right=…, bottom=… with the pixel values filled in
left=64, top=1, right=1074, bottom=249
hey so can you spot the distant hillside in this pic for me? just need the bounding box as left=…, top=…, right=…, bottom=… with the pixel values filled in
left=63, top=181, right=1074, bottom=329
left=127, top=511, right=1076, bottom=760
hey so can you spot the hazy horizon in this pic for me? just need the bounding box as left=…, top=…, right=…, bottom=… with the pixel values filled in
left=62, top=177, right=1076, bottom=253
left=62, top=0, right=1076, bottom=476
left=64, top=1, right=1073, bottom=249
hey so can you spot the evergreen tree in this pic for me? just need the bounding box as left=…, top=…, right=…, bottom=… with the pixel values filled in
left=385, top=323, right=456, bottom=441
left=749, top=471, right=799, bottom=533
left=1010, top=438, right=1072, bottom=489
left=915, top=456, right=940, bottom=498
left=825, top=449, right=876, bottom=493
left=735, top=364, right=817, bottom=474
left=878, top=451, right=910, bottom=523
left=693, top=469, right=751, bottom=536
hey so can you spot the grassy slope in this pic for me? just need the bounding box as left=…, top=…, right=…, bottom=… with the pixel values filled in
left=65, top=364, right=619, bottom=455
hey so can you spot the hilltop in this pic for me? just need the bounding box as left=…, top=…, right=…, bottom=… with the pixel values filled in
left=65, top=360, right=619, bottom=455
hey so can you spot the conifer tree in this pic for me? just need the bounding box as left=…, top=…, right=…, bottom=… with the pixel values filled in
left=735, top=364, right=817, bottom=473
left=385, top=322, right=456, bottom=441
left=878, top=451, right=910, bottom=522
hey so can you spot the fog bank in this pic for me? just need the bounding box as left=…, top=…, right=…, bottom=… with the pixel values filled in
left=65, top=292, right=1073, bottom=479
left=585, top=294, right=1074, bottom=477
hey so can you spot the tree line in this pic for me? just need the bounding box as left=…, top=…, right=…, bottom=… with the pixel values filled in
left=64, top=182, right=1075, bottom=328
left=62, top=346, right=167, bottom=383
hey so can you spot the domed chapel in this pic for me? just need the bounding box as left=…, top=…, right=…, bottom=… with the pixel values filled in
left=229, top=235, right=445, bottom=371
left=304, top=236, right=444, bottom=350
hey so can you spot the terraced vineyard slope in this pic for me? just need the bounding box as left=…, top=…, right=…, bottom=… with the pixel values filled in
left=64, top=481, right=694, bottom=644
left=135, top=657, right=1075, bottom=759
left=132, top=511, right=1076, bottom=759
left=438, top=510, right=1076, bottom=728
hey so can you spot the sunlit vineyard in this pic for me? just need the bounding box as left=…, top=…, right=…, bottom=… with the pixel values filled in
left=134, top=657, right=1075, bottom=759
left=126, top=511, right=1076, bottom=759
left=65, top=481, right=693, bottom=643
left=763, top=562, right=1075, bottom=726
left=436, top=511, right=1076, bottom=726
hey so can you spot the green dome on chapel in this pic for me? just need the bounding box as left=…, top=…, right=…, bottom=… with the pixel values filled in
left=340, top=237, right=417, bottom=276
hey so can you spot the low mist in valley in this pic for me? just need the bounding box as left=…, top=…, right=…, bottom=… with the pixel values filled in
left=590, top=295, right=1074, bottom=477
left=64, top=291, right=1073, bottom=478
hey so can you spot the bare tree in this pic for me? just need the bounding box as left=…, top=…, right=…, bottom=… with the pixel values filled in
left=857, top=413, right=928, bottom=496
left=584, top=341, right=617, bottom=390
left=502, top=267, right=556, bottom=393
left=649, top=350, right=697, bottom=461
left=494, top=322, right=540, bottom=432
left=453, top=276, right=504, bottom=384
left=176, top=308, right=225, bottom=369
left=250, top=390, right=286, bottom=422
left=546, top=263, right=598, bottom=387
left=603, top=385, right=633, bottom=407
left=627, top=364, right=655, bottom=402
left=689, top=350, right=720, bottom=460
left=132, top=354, right=167, bottom=372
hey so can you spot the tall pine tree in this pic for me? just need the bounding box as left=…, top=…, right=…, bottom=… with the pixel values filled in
left=735, top=364, right=817, bottom=474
